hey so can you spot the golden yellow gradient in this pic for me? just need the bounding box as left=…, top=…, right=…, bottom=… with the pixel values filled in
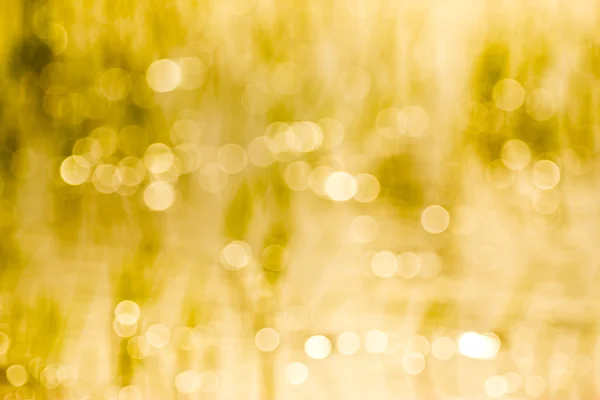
left=0, top=0, right=599, bottom=399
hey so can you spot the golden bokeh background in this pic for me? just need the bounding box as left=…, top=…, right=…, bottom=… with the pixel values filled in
left=0, top=0, right=598, bottom=398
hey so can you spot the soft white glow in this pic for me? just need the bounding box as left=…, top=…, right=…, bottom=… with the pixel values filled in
left=457, top=332, right=500, bottom=360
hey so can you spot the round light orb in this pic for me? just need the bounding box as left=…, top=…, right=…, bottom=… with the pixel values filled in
left=304, top=335, right=332, bottom=359
left=255, top=328, right=280, bottom=352
left=146, top=59, right=181, bottom=93
left=325, top=172, right=357, bottom=202
left=421, top=205, right=450, bottom=234
left=114, top=300, right=141, bottom=325
left=285, top=362, right=308, bottom=385
left=143, top=182, right=176, bottom=211
left=337, top=331, right=361, bottom=355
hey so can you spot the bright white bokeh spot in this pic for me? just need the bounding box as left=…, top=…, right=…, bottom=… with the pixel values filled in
left=325, top=171, right=357, bottom=201
left=457, top=332, right=500, bottom=360
left=305, top=335, right=332, bottom=359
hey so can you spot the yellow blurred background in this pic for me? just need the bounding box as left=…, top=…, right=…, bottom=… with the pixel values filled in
left=0, top=0, right=598, bottom=398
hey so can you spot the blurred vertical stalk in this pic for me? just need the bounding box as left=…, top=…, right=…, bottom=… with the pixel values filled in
left=223, top=160, right=291, bottom=400
left=258, top=166, right=291, bottom=400
left=1, top=0, right=51, bottom=284
left=113, top=190, right=165, bottom=387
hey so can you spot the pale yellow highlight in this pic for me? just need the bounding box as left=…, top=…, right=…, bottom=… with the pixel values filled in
left=147, top=59, right=182, bottom=92
left=255, top=328, right=280, bottom=352
left=6, top=365, right=28, bottom=387
left=285, top=362, right=308, bottom=385
left=421, top=205, right=450, bottom=234
left=325, top=172, right=357, bottom=202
